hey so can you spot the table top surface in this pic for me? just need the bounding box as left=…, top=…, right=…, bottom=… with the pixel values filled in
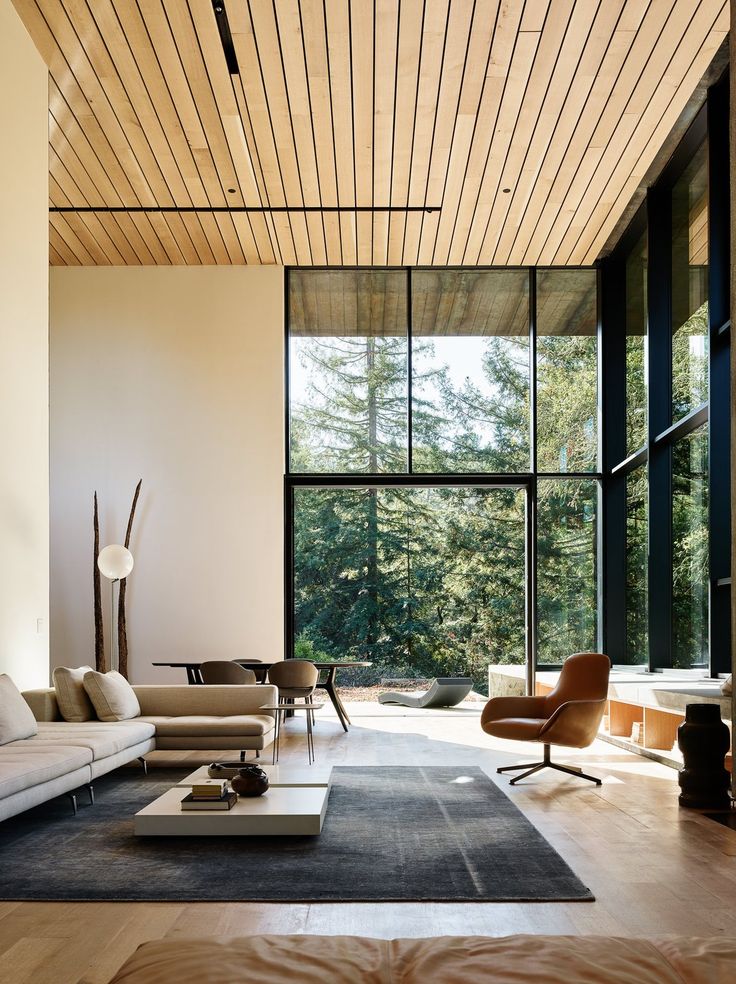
left=152, top=660, right=372, bottom=669
left=136, top=784, right=329, bottom=819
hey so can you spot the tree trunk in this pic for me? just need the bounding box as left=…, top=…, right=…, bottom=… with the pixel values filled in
left=117, top=480, right=142, bottom=680
left=93, top=492, right=105, bottom=672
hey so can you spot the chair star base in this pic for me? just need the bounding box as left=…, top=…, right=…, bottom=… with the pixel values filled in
left=497, top=744, right=602, bottom=786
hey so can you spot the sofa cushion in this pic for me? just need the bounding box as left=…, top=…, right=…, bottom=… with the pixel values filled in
left=0, top=674, right=38, bottom=745
left=29, top=720, right=156, bottom=760
left=148, top=715, right=275, bottom=738
left=84, top=670, right=141, bottom=722
left=53, top=665, right=96, bottom=722
left=0, top=743, right=92, bottom=799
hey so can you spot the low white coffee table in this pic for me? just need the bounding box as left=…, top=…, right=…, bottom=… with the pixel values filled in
left=134, top=765, right=332, bottom=837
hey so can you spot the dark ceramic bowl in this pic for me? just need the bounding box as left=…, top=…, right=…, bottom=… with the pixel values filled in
left=230, top=765, right=270, bottom=797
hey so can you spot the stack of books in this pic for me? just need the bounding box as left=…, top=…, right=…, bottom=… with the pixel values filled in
left=181, top=780, right=238, bottom=811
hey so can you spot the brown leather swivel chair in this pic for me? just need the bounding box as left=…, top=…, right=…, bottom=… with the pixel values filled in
left=481, top=652, right=610, bottom=786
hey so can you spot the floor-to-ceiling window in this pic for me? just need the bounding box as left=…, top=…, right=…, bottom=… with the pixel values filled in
left=602, top=71, right=730, bottom=677
left=286, top=267, right=600, bottom=693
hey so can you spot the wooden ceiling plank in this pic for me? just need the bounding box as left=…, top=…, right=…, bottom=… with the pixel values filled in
left=324, top=0, right=356, bottom=262
left=61, top=212, right=113, bottom=264
left=110, top=213, right=158, bottom=264
left=178, top=213, right=216, bottom=264
left=480, top=1, right=577, bottom=265
left=158, top=0, right=244, bottom=204
left=402, top=0, right=451, bottom=265
left=110, top=0, right=211, bottom=206
left=372, top=0, right=400, bottom=264
left=492, top=0, right=619, bottom=265
left=150, top=212, right=198, bottom=264
left=386, top=0, right=423, bottom=266
left=77, top=213, right=136, bottom=264
left=198, top=213, right=233, bottom=265
left=129, top=212, right=173, bottom=264
left=49, top=241, right=67, bottom=266
left=445, top=1, right=523, bottom=265
left=77, top=0, right=197, bottom=207
left=544, top=0, right=697, bottom=264
left=49, top=173, right=72, bottom=208
left=229, top=6, right=287, bottom=210
left=48, top=82, right=137, bottom=205
left=211, top=213, right=244, bottom=265
left=429, top=0, right=498, bottom=266
left=49, top=143, right=88, bottom=209
left=54, top=0, right=181, bottom=204
left=520, top=0, right=678, bottom=265
left=558, top=3, right=726, bottom=264
left=580, top=19, right=727, bottom=263
left=223, top=213, right=255, bottom=264
left=301, top=0, right=339, bottom=207
left=17, top=0, right=156, bottom=205
left=49, top=216, right=84, bottom=264
left=247, top=0, right=312, bottom=262
left=463, top=29, right=543, bottom=264
left=417, top=0, right=475, bottom=265
left=350, top=0, right=374, bottom=264
left=187, top=1, right=262, bottom=206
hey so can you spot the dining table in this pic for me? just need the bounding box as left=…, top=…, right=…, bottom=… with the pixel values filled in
left=151, top=659, right=371, bottom=732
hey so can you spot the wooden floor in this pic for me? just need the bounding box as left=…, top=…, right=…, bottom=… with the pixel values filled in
left=1, top=702, right=735, bottom=984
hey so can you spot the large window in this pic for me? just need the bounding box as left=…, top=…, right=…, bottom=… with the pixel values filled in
left=625, top=467, right=648, bottom=666
left=672, top=427, right=709, bottom=669
left=288, top=268, right=600, bottom=689
left=671, top=142, right=708, bottom=422
left=536, top=270, right=598, bottom=473
left=603, top=77, right=729, bottom=678
left=411, top=270, right=530, bottom=473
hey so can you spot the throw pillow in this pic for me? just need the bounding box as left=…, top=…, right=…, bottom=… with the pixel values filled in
left=0, top=674, right=38, bottom=745
left=83, top=670, right=141, bottom=722
left=53, top=665, right=96, bottom=722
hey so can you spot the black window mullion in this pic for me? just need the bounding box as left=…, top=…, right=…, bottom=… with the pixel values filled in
left=406, top=266, right=413, bottom=474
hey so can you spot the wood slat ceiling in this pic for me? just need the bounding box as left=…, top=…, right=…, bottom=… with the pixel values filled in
left=14, top=0, right=729, bottom=267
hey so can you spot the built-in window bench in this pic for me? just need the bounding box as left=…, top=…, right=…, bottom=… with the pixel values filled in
left=487, top=665, right=733, bottom=773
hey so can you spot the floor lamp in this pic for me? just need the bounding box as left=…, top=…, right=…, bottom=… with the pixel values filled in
left=97, top=544, right=134, bottom=674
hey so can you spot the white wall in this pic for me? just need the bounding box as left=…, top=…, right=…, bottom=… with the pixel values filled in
left=50, top=266, right=284, bottom=683
left=0, top=0, right=49, bottom=689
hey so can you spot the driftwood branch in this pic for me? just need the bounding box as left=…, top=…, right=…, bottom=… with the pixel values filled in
left=93, top=492, right=106, bottom=672
left=117, top=480, right=142, bottom=679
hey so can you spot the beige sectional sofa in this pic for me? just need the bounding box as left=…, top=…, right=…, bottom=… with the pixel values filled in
left=0, top=684, right=277, bottom=823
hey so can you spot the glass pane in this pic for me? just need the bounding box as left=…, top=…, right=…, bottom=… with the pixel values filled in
left=672, top=141, right=708, bottom=421
left=625, top=230, right=648, bottom=455
left=294, top=486, right=526, bottom=690
left=672, top=426, right=708, bottom=669
left=411, top=270, right=530, bottom=472
left=537, top=479, right=598, bottom=663
left=536, top=270, right=598, bottom=472
left=289, top=269, right=408, bottom=472
left=625, top=466, right=648, bottom=665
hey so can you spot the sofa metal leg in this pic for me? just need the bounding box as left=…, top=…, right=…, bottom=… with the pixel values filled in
left=254, top=749, right=260, bottom=759
left=66, top=792, right=78, bottom=816
left=138, top=757, right=148, bottom=775
left=87, top=784, right=95, bottom=805
left=239, top=749, right=246, bottom=763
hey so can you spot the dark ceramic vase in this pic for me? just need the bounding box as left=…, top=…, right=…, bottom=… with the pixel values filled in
left=230, top=765, right=270, bottom=797
left=677, top=703, right=730, bottom=809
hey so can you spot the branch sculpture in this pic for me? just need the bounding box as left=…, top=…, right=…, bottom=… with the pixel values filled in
left=93, top=491, right=105, bottom=672
left=117, top=479, right=142, bottom=680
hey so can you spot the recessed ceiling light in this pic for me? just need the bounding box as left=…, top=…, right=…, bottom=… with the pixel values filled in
left=502, top=188, right=511, bottom=194
left=227, top=188, right=236, bottom=194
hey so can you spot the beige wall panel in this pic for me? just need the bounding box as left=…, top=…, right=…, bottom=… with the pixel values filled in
left=50, top=267, right=284, bottom=684
left=0, top=0, right=49, bottom=689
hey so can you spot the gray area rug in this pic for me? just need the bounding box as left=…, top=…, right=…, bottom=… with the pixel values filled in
left=0, top=766, right=593, bottom=902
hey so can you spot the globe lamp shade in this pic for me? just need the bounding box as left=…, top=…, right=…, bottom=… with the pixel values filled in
left=97, top=544, right=134, bottom=580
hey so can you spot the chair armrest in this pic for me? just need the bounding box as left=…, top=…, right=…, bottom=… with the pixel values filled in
left=481, top=696, right=548, bottom=731
left=539, top=698, right=607, bottom=748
